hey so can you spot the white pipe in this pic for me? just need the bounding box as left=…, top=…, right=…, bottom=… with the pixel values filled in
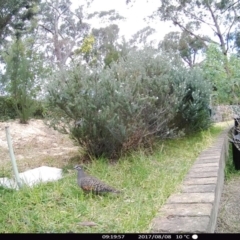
left=5, top=126, right=22, bottom=189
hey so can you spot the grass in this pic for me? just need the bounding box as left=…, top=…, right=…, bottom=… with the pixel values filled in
left=0, top=124, right=227, bottom=233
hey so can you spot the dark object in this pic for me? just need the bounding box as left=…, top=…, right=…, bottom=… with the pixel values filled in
left=232, top=142, right=240, bottom=170
left=74, top=165, right=121, bottom=194
left=234, top=117, right=240, bottom=134
left=230, top=119, right=240, bottom=170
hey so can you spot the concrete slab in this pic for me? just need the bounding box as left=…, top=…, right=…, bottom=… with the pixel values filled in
left=182, top=184, right=216, bottom=193
left=160, top=203, right=212, bottom=216
left=184, top=177, right=218, bottom=185
left=167, top=193, right=215, bottom=204
left=151, top=216, right=210, bottom=233
left=0, top=166, right=62, bottom=190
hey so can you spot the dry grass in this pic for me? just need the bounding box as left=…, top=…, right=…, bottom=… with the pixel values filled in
left=0, top=119, right=80, bottom=173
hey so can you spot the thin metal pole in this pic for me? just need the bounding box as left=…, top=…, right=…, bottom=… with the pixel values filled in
left=5, top=126, right=22, bottom=189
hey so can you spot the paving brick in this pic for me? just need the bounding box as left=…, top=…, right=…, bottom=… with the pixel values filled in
left=167, top=193, right=214, bottom=204
left=195, top=158, right=219, bottom=164
left=181, top=184, right=216, bottom=193
left=187, top=171, right=218, bottom=178
left=160, top=203, right=212, bottom=216
left=198, top=155, right=220, bottom=159
left=184, top=177, right=218, bottom=185
left=193, top=163, right=219, bottom=168
left=190, top=166, right=218, bottom=172
left=151, top=216, right=210, bottom=233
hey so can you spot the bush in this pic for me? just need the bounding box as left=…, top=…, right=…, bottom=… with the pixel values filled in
left=0, top=96, right=18, bottom=121
left=0, top=96, right=45, bottom=122
left=47, top=49, right=180, bottom=158
left=169, top=67, right=212, bottom=133
left=46, top=48, right=212, bottom=159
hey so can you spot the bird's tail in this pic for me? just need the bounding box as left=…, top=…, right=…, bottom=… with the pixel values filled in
left=113, top=189, right=122, bottom=194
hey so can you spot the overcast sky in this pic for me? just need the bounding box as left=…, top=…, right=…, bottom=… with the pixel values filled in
left=72, top=0, right=177, bottom=43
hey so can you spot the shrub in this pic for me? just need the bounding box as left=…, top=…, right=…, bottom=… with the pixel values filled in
left=46, top=48, right=212, bottom=159
left=169, top=67, right=212, bottom=133
left=0, top=96, right=17, bottom=121
left=0, top=96, right=45, bottom=122
left=46, top=49, right=180, bottom=158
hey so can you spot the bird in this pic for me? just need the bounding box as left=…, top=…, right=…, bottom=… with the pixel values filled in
left=74, top=165, right=121, bottom=195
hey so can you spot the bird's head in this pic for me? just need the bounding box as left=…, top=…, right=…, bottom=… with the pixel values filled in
left=74, top=165, right=82, bottom=171
left=74, top=165, right=87, bottom=178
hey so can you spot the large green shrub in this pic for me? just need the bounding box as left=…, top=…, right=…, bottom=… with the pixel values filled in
left=46, top=48, right=212, bottom=159
left=47, top=49, right=179, bottom=158
left=169, top=67, right=212, bottom=133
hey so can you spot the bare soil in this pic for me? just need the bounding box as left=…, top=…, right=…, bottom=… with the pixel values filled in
left=0, top=119, right=80, bottom=173
left=216, top=176, right=240, bottom=233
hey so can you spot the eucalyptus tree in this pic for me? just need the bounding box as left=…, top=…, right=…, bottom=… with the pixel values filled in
left=37, top=0, right=125, bottom=72
left=154, top=0, right=240, bottom=56
left=37, top=0, right=90, bottom=72
left=160, top=28, right=206, bottom=67
left=127, top=0, right=240, bottom=56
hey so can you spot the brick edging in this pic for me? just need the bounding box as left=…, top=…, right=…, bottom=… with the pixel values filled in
left=150, top=128, right=231, bottom=233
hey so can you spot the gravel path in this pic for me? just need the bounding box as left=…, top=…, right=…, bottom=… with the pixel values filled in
left=215, top=176, right=240, bottom=233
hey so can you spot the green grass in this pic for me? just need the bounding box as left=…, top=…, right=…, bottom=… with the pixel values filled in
left=0, top=125, right=226, bottom=233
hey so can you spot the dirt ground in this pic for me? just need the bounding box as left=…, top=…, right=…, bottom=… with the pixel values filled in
left=216, top=176, right=240, bottom=233
left=0, top=119, right=80, bottom=173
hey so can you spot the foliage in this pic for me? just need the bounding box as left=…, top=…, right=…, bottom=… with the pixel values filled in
left=159, top=28, right=206, bottom=67
left=0, top=96, right=17, bottom=121
left=2, top=38, right=44, bottom=123
left=38, top=0, right=90, bottom=71
left=129, top=26, right=156, bottom=47
left=0, top=0, right=40, bottom=44
left=154, top=0, right=240, bottom=56
left=38, top=0, right=124, bottom=71
left=75, top=24, right=121, bottom=67
left=170, top=67, right=212, bottom=133
left=0, top=96, right=45, bottom=121
left=46, top=47, right=212, bottom=159
left=203, top=44, right=240, bottom=104
left=46, top=48, right=175, bottom=158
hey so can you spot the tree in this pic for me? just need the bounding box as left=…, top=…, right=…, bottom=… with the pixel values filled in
left=203, top=43, right=240, bottom=104
left=160, top=27, right=206, bottom=67
left=126, top=0, right=240, bottom=57
left=37, top=0, right=125, bottom=72
left=37, top=0, right=90, bottom=72
left=0, top=0, right=40, bottom=44
left=2, top=37, right=45, bottom=123
left=129, top=26, right=156, bottom=47
left=74, top=24, right=121, bottom=67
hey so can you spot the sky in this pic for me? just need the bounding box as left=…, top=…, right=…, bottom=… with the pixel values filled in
left=71, top=0, right=177, bottom=44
